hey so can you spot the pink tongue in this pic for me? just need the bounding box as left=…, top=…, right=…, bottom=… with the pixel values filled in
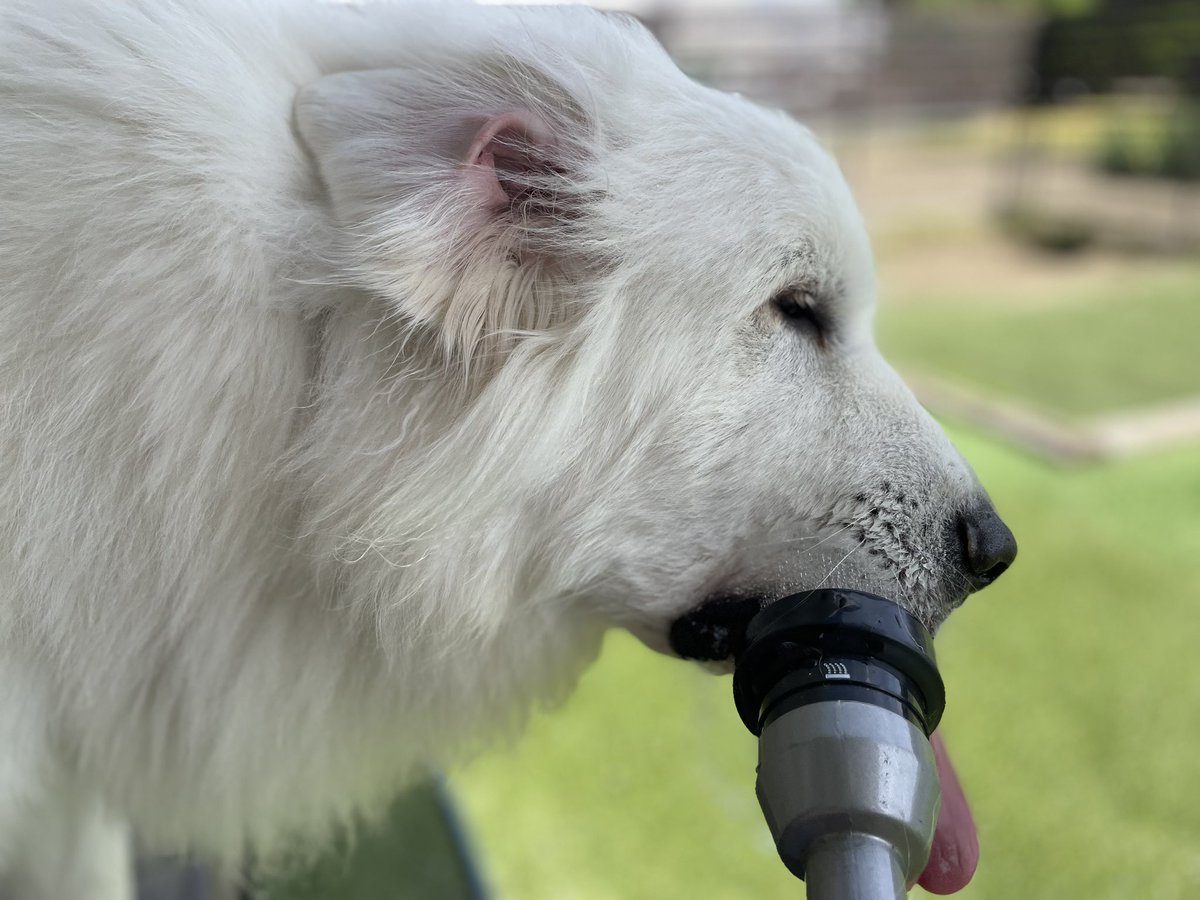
left=917, top=730, right=980, bottom=894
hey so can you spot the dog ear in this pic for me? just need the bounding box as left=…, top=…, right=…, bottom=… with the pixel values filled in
left=295, top=61, right=597, bottom=369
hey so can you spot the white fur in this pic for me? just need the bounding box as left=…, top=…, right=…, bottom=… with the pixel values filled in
left=0, top=1, right=988, bottom=894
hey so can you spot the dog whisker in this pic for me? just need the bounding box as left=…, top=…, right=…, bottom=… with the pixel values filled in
left=810, top=537, right=868, bottom=593
left=728, top=524, right=853, bottom=556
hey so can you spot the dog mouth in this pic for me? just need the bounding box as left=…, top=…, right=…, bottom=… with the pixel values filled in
left=667, top=594, right=768, bottom=662
left=666, top=580, right=967, bottom=663
left=659, top=516, right=976, bottom=657
left=655, top=500, right=1001, bottom=663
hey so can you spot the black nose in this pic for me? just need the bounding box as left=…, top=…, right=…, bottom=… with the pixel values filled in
left=957, top=506, right=1017, bottom=590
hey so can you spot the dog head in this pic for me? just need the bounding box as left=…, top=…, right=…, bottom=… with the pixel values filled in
left=294, top=4, right=1015, bottom=666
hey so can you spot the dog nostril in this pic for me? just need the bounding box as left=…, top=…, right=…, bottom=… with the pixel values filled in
left=957, top=507, right=1018, bottom=590
left=979, top=558, right=1010, bottom=584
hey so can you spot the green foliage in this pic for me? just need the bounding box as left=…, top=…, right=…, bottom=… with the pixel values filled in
left=997, top=205, right=1096, bottom=255
left=1094, top=101, right=1200, bottom=182
left=913, top=0, right=1097, bottom=17
left=1159, top=104, right=1200, bottom=180
left=1030, top=1, right=1200, bottom=101
left=1095, top=127, right=1149, bottom=176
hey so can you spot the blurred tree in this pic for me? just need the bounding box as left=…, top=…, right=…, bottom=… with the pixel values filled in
left=1027, top=0, right=1200, bottom=101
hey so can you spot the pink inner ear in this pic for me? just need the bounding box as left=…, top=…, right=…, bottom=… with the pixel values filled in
left=464, top=112, right=549, bottom=208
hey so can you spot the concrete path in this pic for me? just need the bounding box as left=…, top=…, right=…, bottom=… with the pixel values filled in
left=906, top=371, right=1200, bottom=463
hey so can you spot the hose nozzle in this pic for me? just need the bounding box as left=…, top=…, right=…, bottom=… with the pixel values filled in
left=731, top=589, right=945, bottom=899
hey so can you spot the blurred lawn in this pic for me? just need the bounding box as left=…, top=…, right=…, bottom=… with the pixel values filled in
left=877, top=264, right=1200, bottom=417
left=454, top=428, right=1200, bottom=899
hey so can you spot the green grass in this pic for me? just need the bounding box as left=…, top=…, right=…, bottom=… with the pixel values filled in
left=453, top=427, right=1200, bottom=899
left=876, top=267, right=1200, bottom=417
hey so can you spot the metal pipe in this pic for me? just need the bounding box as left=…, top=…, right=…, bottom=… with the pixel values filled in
left=804, top=833, right=907, bottom=900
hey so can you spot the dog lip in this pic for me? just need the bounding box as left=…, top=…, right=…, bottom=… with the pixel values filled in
left=667, top=595, right=769, bottom=661
left=670, top=579, right=968, bottom=659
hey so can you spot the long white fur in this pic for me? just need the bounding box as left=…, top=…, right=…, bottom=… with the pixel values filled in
left=0, top=1, right=984, bottom=895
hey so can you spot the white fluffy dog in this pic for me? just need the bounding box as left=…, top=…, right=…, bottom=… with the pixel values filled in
left=0, top=1, right=1015, bottom=896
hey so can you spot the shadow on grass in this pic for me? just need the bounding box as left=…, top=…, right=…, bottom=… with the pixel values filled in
left=247, top=781, right=486, bottom=900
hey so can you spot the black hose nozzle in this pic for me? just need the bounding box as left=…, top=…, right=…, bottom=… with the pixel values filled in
left=732, top=588, right=945, bottom=737
left=730, top=589, right=946, bottom=897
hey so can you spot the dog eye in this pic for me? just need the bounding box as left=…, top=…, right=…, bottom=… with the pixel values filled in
left=771, top=289, right=827, bottom=345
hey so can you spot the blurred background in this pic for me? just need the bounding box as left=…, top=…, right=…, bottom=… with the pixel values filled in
left=260, top=0, right=1200, bottom=898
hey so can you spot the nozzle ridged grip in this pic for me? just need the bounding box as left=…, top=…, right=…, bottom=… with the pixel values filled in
left=733, top=589, right=944, bottom=736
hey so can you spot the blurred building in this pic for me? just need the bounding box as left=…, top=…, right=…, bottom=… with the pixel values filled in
left=614, top=0, right=1037, bottom=118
